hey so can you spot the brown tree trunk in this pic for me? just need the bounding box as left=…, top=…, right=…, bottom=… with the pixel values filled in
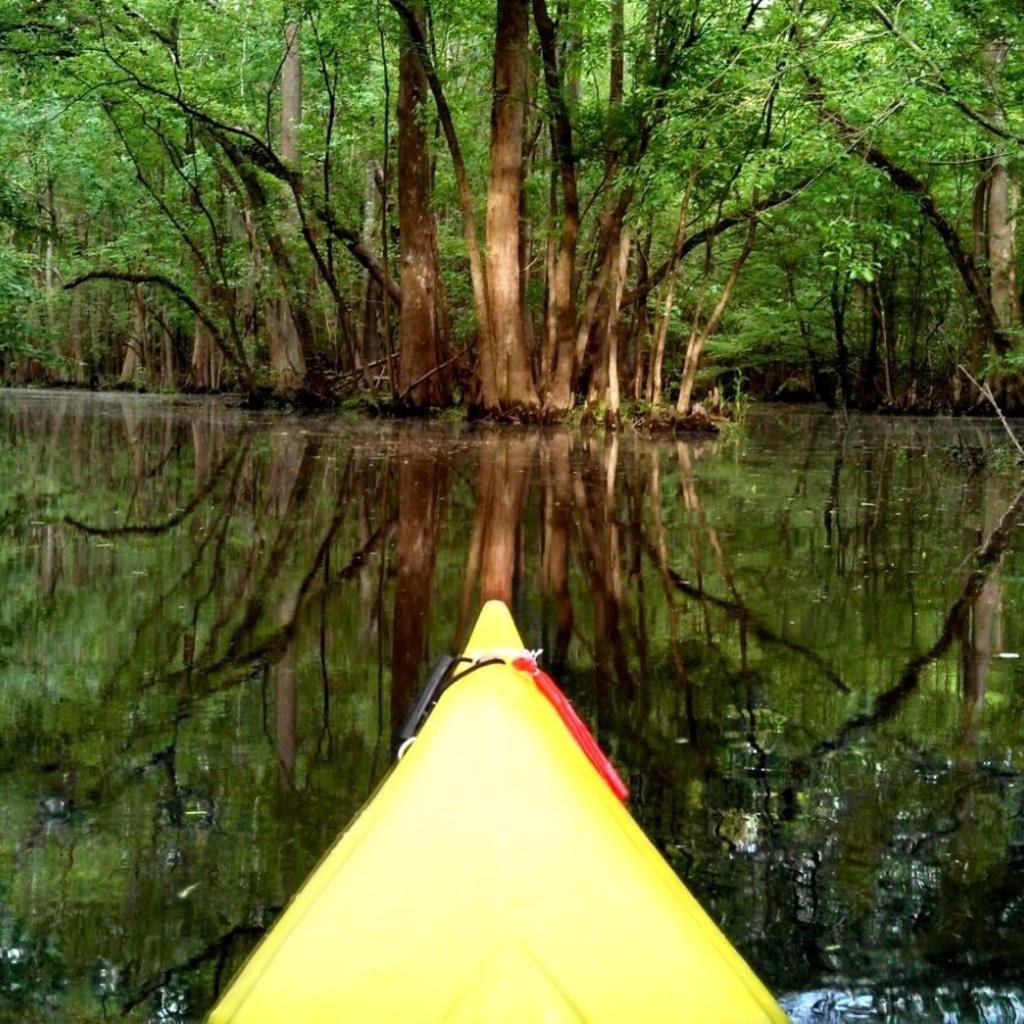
left=534, top=0, right=580, bottom=413
left=873, top=278, right=895, bottom=405
left=541, top=168, right=559, bottom=386
left=189, top=320, right=212, bottom=390
left=573, top=0, right=630, bottom=400
left=396, top=3, right=449, bottom=409
left=281, top=19, right=301, bottom=166
left=389, top=0, right=494, bottom=399
left=481, top=0, right=540, bottom=413
left=630, top=234, right=650, bottom=400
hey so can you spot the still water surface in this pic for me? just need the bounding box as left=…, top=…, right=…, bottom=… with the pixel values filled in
left=2, top=390, right=1023, bottom=1022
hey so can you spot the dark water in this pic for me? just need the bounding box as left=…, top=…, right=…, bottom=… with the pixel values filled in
left=2, top=390, right=1023, bottom=1023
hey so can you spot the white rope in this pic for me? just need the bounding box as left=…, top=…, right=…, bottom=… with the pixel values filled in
left=466, top=647, right=543, bottom=666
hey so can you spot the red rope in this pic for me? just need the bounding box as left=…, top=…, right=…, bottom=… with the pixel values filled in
left=512, top=657, right=629, bottom=802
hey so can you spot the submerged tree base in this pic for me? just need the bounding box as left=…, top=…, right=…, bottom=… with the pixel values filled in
left=633, top=407, right=723, bottom=435
left=236, top=385, right=337, bottom=412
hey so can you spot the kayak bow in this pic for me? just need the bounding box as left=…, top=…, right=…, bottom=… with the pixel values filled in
left=208, top=600, right=787, bottom=1023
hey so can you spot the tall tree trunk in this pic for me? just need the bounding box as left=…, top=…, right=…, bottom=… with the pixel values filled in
left=267, top=14, right=308, bottom=393
left=875, top=278, right=895, bottom=405
left=831, top=270, right=852, bottom=408
left=542, top=167, right=559, bottom=385
left=573, top=0, right=630, bottom=399
left=970, top=174, right=990, bottom=376
left=605, top=227, right=631, bottom=425
left=68, top=281, right=86, bottom=384
left=396, top=2, right=449, bottom=408
left=358, top=160, right=382, bottom=372
left=982, top=39, right=1021, bottom=335
left=67, top=214, right=87, bottom=383
left=482, top=0, right=540, bottom=413
left=389, top=0, right=494, bottom=399
left=158, top=308, right=176, bottom=389
left=630, top=233, right=651, bottom=400
left=534, top=0, right=580, bottom=413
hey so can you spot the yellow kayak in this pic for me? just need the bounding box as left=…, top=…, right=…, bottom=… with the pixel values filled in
left=208, top=600, right=787, bottom=1023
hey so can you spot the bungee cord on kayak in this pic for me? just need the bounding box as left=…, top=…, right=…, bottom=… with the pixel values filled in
left=399, top=645, right=629, bottom=801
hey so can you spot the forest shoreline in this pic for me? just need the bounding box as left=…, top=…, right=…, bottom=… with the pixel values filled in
left=6, top=382, right=1021, bottom=431
left=3, top=2, right=1022, bottom=426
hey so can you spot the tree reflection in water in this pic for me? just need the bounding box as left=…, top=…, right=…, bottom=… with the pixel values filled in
left=0, top=392, right=1022, bottom=1022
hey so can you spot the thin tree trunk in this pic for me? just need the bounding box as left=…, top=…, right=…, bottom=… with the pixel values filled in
left=874, top=279, right=895, bottom=405
left=831, top=270, right=852, bottom=408
left=630, top=233, right=650, bottom=400
left=970, top=174, right=990, bottom=375
left=541, top=165, right=559, bottom=385
left=358, top=160, right=381, bottom=371
left=605, top=226, right=631, bottom=425
left=534, top=0, right=580, bottom=413
left=68, top=281, right=86, bottom=383
left=650, top=172, right=695, bottom=405
left=676, top=217, right=756, bottom=417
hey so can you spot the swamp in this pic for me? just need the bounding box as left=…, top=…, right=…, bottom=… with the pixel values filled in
left=1, top=391, right=1024, bottom=1021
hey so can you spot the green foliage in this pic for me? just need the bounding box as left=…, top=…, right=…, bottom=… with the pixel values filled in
left=0, top=0, right=1021, bottom=407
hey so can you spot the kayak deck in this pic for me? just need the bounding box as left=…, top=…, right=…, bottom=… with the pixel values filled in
left=208, top=600, right=786, bottom=1023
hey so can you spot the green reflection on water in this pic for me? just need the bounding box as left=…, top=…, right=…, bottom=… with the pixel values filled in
left=1, top=391, right=1023, bottom=1022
